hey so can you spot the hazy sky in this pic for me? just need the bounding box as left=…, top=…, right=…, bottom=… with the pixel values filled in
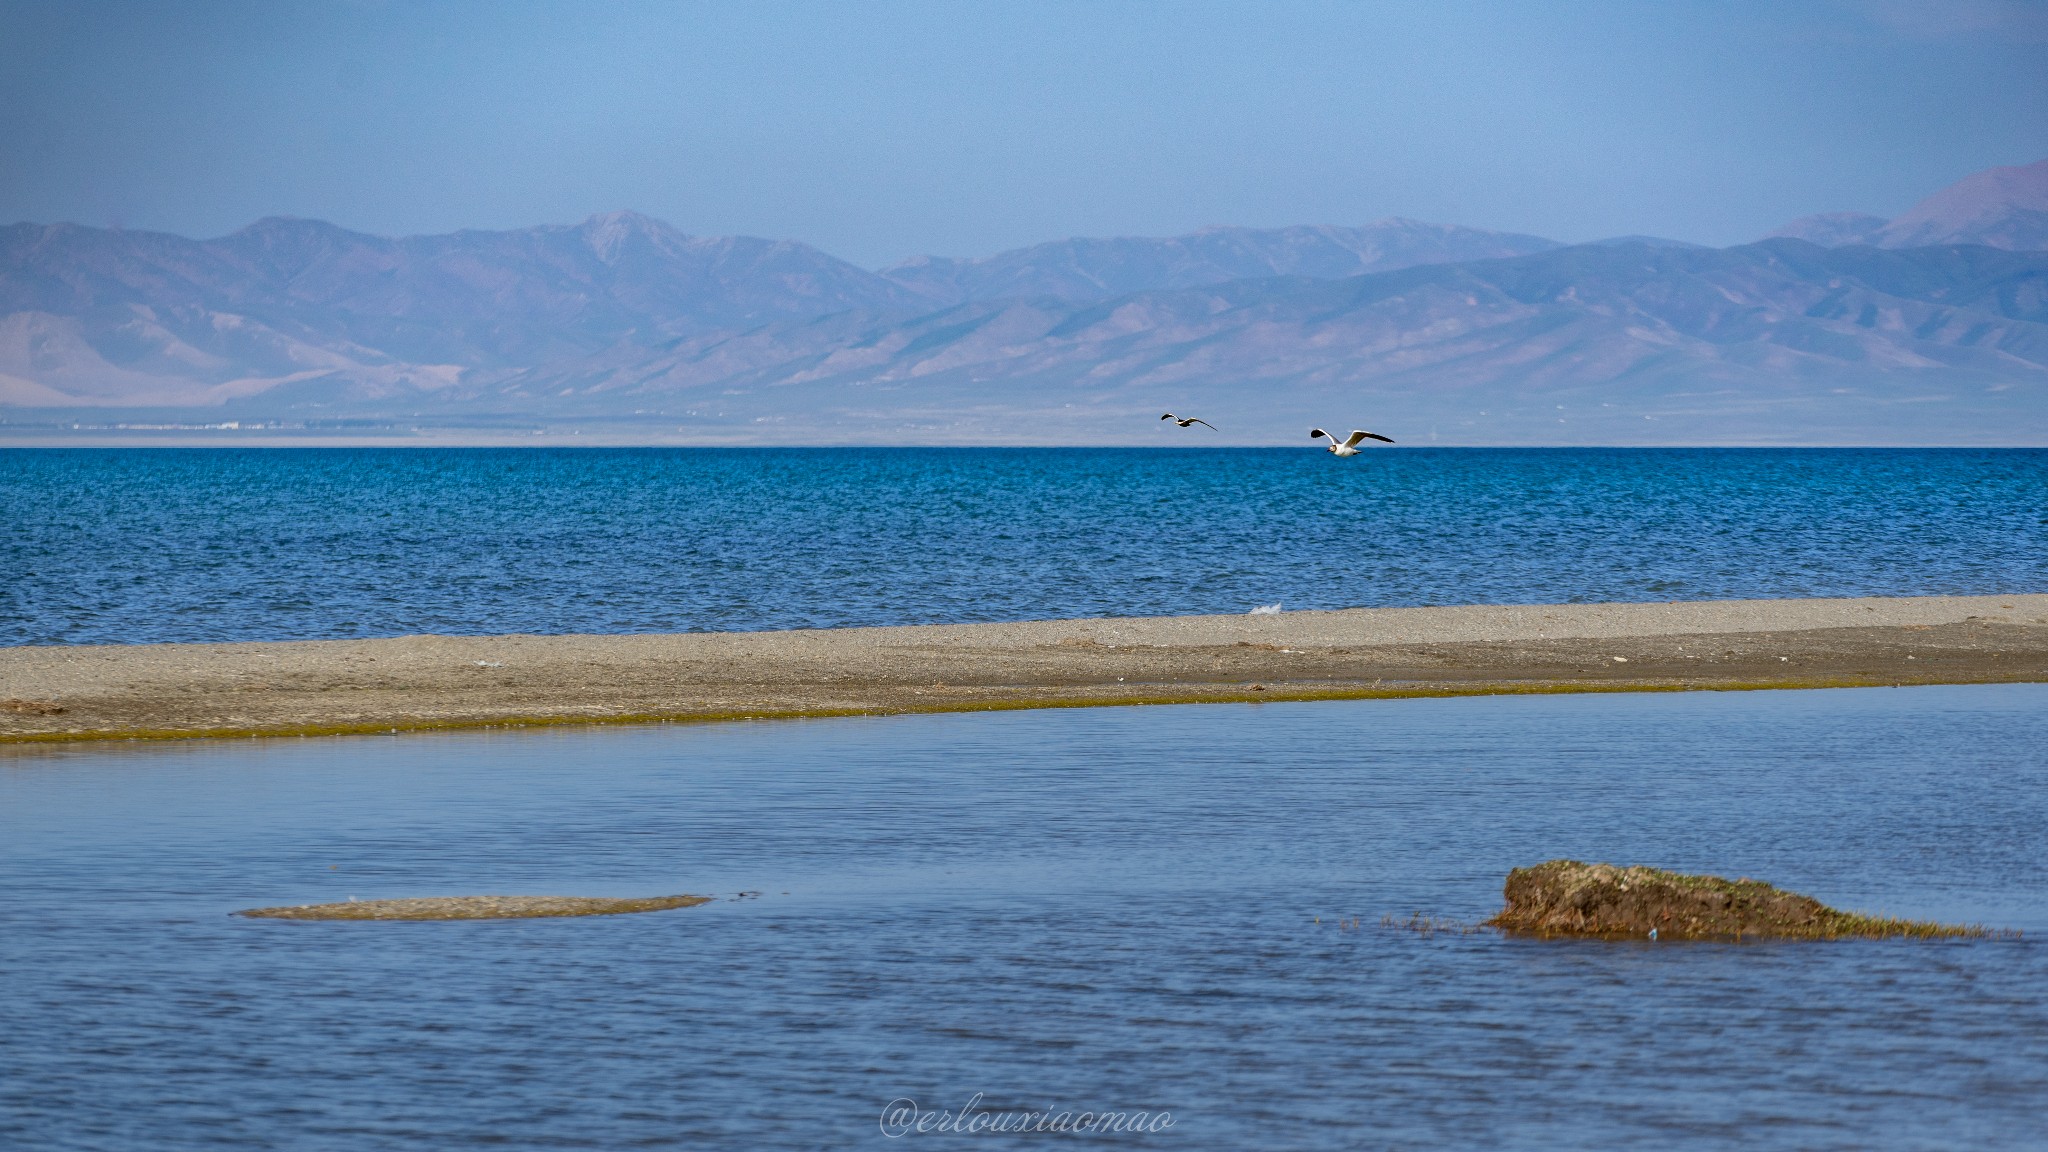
left=3, top=0, right=2045, bottom=265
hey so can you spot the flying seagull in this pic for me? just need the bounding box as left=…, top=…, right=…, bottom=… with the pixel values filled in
left=1310, top=427, right=1395, bottom=456
left=1161, top=413, right=1217, bottom=430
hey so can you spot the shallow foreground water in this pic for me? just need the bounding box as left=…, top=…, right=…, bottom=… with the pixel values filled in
left=3, top=684, right=2045, bottom=1149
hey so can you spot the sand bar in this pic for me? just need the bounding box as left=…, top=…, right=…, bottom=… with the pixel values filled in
left=236, top=895, right=712, bottom=921
left=4, top=594, right=2046, bottom=744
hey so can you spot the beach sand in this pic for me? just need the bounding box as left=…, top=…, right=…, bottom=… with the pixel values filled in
left=4, top=594, right=2046, bottom=744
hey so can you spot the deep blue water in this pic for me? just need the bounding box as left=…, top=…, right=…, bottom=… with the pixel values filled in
left=2, top=685, right=2045, bottom=1150
left=4, top=447, right=2045, bottom=646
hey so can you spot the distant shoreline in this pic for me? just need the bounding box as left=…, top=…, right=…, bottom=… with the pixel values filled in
left=5, top=435, right=2048, bottom=449
left=4, top=594, right=2045, bottom=745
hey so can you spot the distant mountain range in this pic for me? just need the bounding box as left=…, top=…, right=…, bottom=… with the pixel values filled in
left=3, top=158, right=2045, bottom=443
left=0, top=210, right=928, bottom=405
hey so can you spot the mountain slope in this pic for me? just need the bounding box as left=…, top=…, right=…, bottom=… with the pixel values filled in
left=0, top=212, right=928, bottom=404
left=1763, top=158, right=2048, bottom=251
left=1767, top=212, right=1889, bottom=246
left=484, top=240, right=2047, bottom=443
left=878, top=219, right=1561, bottom=304
left=1875, top=158, right=2048, bottom=250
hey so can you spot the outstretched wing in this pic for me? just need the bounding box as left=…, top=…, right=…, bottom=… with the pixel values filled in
left=1345, top=430, right=1395, bottom=446
left=1188, top=418, right=1217, bottom=430
left=1161, top=413, right=1176, bottom=421
left=1309, top=428, right=1329, bottom=441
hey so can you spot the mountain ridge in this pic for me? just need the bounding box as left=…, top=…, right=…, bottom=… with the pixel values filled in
left=509, top=238, right=2048, bottom=402
left=876, top=219, right=1562, bottom=303
left=6, top=157, right=2048, bottom=443
left=1765, top=158, right=2048, bottom=251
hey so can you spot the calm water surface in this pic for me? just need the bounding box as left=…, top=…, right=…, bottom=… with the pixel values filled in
left=5, top=447, right=2045, bottom=645
left=3, top=684, right=2044, bottom=1149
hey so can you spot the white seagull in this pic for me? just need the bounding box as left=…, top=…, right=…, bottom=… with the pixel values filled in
left=1161, top=413, right=1217, bottom=429
left=1310, top=427, right=1396, bottom=456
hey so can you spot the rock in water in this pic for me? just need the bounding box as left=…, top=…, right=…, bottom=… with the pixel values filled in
left=237, top=894, right=711, bottom=921
left=1484, top=861, right=1986, bottom=940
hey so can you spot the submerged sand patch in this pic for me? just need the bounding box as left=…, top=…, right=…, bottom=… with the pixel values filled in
left=237, top=894, right=711, bottom=921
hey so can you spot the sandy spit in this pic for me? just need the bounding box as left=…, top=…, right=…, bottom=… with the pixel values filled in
left=236, top=895, right=712, bottom=921
left=4, top=594, right=2046, bottom=744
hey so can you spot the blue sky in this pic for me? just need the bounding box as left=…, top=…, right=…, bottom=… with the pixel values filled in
left=3, top=0, right=2045, bottom=265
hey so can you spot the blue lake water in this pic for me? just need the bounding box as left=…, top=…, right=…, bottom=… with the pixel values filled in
left=4, top=447, right=2046, bottom=646
left=3, top=684, right=2045, bottom=1150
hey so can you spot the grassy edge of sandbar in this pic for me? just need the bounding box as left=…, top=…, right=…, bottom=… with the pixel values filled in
left=9, top=671, right=2042, bottom=746
left=1484, top=860, right=2014, bottom=941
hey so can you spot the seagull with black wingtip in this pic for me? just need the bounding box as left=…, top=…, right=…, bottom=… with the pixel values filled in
left=1161, top=413, right=1217, bottom=430
left=1310, top=427, right=1395, bottom=456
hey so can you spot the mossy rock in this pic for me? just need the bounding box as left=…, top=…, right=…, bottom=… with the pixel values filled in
left=1485, top=861, right=1989, bottom=940
left=238, top=894, right=711, bottom=921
